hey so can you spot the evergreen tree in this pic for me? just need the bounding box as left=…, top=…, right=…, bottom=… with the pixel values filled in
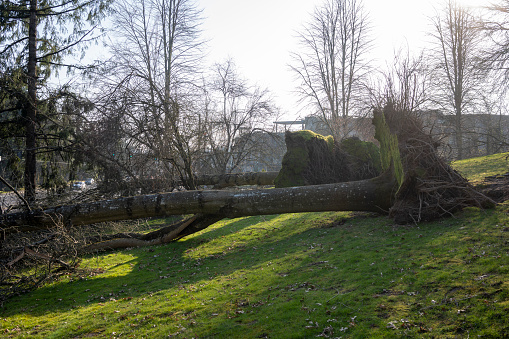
left=0, top=0, right=111, bottom=203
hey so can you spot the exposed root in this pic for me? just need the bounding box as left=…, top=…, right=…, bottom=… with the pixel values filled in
left=375, top=104, right=496, bottom=224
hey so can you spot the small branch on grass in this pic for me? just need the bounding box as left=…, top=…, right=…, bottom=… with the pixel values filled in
left=7, top=247, right=71, bottom=269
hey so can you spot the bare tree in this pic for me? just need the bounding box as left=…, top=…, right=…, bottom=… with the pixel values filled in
left=91, top=0, right=205, bottom=190
left=429, top=0, right=486, bottom=159
left=200, top=59, right=280, bottom=175
left=290, top=0, right=372, bottom=139
left=465, top=1, right=509, bottom=157
left=369, top=48, right=432, bottom=113
left=480, top=1, right=509, bottom=84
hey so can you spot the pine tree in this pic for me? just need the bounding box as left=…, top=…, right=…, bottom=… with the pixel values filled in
left=0, top=0, right=111, bottom=203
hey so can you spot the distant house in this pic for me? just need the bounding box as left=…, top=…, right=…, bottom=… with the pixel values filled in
left=418, top=110, right=509, bottom=160
left=195, top=130, right=287, bottom=175
left=233, top=131, right=286, bottom=173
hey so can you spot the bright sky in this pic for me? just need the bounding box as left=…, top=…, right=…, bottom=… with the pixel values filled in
left=199, top=0, right=490, bottom=119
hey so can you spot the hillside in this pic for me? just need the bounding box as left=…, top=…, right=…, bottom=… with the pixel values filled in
left=0, top=154, right=508, bottom=338
left=453, top=152, right=509, bottom=184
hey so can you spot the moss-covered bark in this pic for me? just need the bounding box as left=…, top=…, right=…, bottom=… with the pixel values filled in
left=372, top=109, right=404, bottom=189
left=339, top=137, right=382, bottom=179
left=274, top=130, right=381, bottom=188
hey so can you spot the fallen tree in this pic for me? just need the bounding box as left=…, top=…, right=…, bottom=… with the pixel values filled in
left=0, top=105, right=495, bottom=252
left=1, top=170, right=395, bottom=235
left=0, top=105, right=499, bottom=306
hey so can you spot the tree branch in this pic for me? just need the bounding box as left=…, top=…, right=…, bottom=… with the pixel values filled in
left=0, top=175, right=31, bottom=213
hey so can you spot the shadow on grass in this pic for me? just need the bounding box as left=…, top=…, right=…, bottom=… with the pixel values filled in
left=1, top=213, right=435, bottom=319
left=2, top=214, right=336, bottom=315
left=3, top=206, right=507, bottom=338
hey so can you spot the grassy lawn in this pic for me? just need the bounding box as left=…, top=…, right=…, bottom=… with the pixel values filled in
left=1, top=154, right=508, bottom=338
left=452, top=152, right=508, bottom=184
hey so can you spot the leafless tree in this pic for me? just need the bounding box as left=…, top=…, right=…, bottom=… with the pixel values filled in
left=476, top=93, right=509, bottom=155
left=470, top=0, right=509, bottom=157
left=199, top=59, right=280, bottom=175
left=480, top=1, right=509, bottom=84
left=370, top=48, right=432, bottom=113
left=91, top=0, right=205, bottom=190
left=429, top=0, right=486, bottom=159
left=290, top=0, right=372, bottom=139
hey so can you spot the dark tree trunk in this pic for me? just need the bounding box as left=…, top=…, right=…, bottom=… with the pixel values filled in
left=24, top=0, right=38, bottom=204
left=455, top=112, right=463, bottom=159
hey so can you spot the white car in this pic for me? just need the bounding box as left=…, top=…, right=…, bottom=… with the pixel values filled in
left=85, top=178, right=95, bottom=185
left=72, top=181, right=86, bottom=190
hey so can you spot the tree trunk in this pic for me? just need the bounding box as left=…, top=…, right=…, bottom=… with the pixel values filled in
left=24, top=0, right=38, bottom=204
left=1, top=170, right=396, bottom=235
left=455, top=112, right=463, bottom=159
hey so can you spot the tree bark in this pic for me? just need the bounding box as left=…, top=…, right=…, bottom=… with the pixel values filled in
left=24, top=0, right=38, bottom=204
left=1, top=170, right=396, bottom=235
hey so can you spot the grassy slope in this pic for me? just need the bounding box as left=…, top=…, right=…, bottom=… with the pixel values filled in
left=1, top=155, right=508, bottom=338
left=453, top=152, right=508, bottom=184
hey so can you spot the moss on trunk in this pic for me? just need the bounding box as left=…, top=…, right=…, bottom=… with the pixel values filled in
left=373, top=104, right=494, bottom=223
left=275, top=130, right=381, bottom=188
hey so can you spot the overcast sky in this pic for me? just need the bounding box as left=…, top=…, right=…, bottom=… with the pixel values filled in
left=198, top=0, right=489, bottom=119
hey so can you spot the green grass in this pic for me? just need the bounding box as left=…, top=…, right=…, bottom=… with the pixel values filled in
left=452, top=152, right=509, bottom=184
left=1, top=153, right=508, bottom=338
